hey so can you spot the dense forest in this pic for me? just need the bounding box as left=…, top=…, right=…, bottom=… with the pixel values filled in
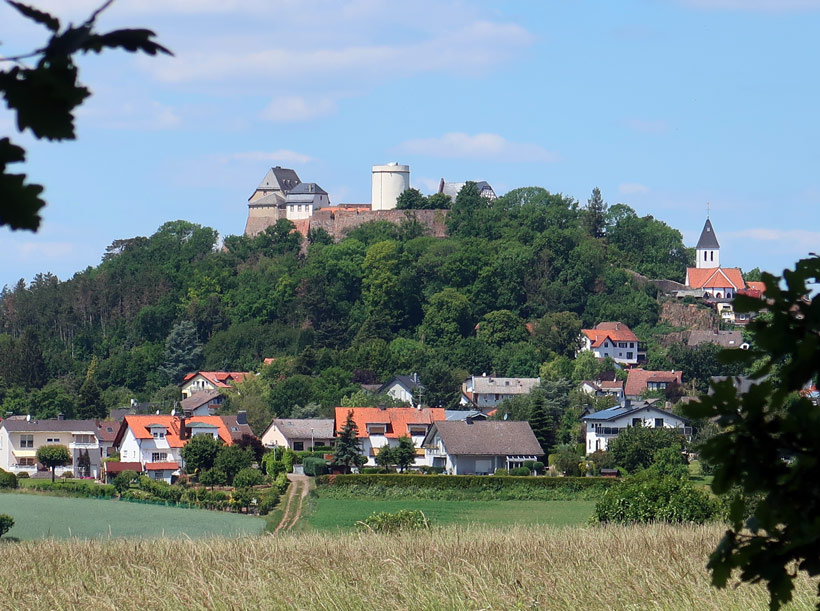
left=0, top=184, right=700, bottom=432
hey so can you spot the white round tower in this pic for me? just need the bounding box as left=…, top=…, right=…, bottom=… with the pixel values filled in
left=371, top=162, right=410, bottom=211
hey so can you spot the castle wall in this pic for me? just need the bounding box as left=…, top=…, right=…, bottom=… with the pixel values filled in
left=309, top=208, right=448, bottom=239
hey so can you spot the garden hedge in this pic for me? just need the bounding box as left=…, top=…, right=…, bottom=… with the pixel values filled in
left=22, top=479, right=115, bottom=498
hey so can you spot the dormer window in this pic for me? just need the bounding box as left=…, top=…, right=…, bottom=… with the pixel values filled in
left=367, top=425, right=386, bottom=435
left=408, top=426, right=427, bottom=437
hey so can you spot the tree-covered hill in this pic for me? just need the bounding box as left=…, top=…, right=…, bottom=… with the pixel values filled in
left=0, top=184, right=693, bottom=426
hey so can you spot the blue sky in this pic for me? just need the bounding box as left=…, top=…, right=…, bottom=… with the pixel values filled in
left=2, top=0, right=819, bottom=289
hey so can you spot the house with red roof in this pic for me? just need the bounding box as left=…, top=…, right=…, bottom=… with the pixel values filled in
left=334, top=406, right=446, bottom=468
left=111, top=415, right=236, bottom=482
left=580, top=322, right=645, bottom=365
left=624, top=369, right=683, bottom=400
left=180, top=371, right=253, bottom=398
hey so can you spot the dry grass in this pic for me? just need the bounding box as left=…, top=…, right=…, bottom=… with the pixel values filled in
left=0, top=524, right=816, bottom=610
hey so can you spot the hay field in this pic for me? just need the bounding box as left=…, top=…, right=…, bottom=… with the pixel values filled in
left=0, top=524, right=816, bottom=610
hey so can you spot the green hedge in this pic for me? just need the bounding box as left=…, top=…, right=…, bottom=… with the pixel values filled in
left=315, top=474, right=616, bottom=501
left=21, top=479, right=115, bottom=498
left=0, top=469, right=18, bottom=489
left=303, top=457, right=328, bottom=477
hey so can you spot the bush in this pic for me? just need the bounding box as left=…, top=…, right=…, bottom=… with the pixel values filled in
left=532, top=461, right=545, bottom=475
left=357, top=509, right=430, bottom=533
left=272, top=472, right=289, bottom=494
left=282, top=449, right=296, bottom=472
left=60, top=471, right=74, bottom=479
left=303, top=457, right=328, bottom=477
left=0, top=469, right=18, bottom=489
left=594, top=472, right=718, bottom=524
left=113, top=470, right=141, bottom=493
left=233, top=467, right=265, bottom=489
left=258, top=487, right=280, bottom=515
left=22, top=479, right=115, bottom=498
left=0, top=514, right=14, bottom=538
left=137, top=476, right=183, bottom=503
left=215, top=445, right=254, bottom=484
left=230, top=487, right=255, bottom=512
left=418, top=466, right=445, bottom=475
left=262, top=454, right=286, bottom=477
left=509, top=467, right=531, bottom=476
left=199, top=468, right=228, bottom=488
left=15, top=471, right=29, bottom=479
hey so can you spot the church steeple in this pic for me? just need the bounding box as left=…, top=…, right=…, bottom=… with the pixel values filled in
left=695, top=217, right=720, bottom=269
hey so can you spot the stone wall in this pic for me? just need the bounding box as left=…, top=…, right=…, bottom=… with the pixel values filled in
left=309, top=208, right=449, bottom=240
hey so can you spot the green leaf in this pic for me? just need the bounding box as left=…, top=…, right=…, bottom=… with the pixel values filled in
left=6, top=1, right=60, bottom=32
left=80, top=29, right=173, bottom=56
left=0, top=138, right=46, bottom=231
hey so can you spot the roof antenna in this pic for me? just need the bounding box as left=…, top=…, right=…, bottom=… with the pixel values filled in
left=706, top=201, right=710, bottom=219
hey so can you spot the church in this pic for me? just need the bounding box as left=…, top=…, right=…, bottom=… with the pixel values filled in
left=684, top=217, right=746, bottom=299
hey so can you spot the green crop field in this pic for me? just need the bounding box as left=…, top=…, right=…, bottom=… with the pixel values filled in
left=303, top=496, right=595, bottom=531
left=0, top=492, right=264, bottom=539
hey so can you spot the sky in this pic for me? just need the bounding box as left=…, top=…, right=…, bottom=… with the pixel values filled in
left=2, top=0, right=820, bottom=289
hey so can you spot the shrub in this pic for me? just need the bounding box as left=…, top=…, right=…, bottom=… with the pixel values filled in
left=418, top=466, right=445, bottom=475
left=233, top=468, right=265, bottom=489
left=272, top=472, right=289, bottom=494
left=0, top=514, right=14, bottom=538
left=230, top=487, right=255, bottom=512
left=360, top=467, right=383, bottom=474
left=61, top=471, right=74, bottom=479
left=22, top=480, right=115, bottom=498
left=15, top=471, right=29, bottom=479
left=608, top=426, right=685, bottom=474
left=137, top=476, right=183, bottom=503
left=532, top=461, right=545, bottom=475
left=509, top=467, right=531, bottom=476
left=357, top=509, right=430, bottom=533
left=215, top=445, right=254, bottom=484
left=594, top=472, right=718, bottom=524
left=113, top=470, right=140, bottom=493
left=200, top=468, right=228, bottom=488
left=0, top=469, right=18, bottom=489
left=282, top=449, right=296, bottom=472
left=262, top=455, right=286, bottom=477
left=258, top=488, right=280, bottom=515
left=303, top=457, right=328, bottom=477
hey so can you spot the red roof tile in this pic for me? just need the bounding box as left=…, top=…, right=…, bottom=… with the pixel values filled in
left=581, top=322, right=638, bottom=347
left=334, top=407, right=446, bottom=439
left=117, top=415, right=234, bottom=448
left=686, top=268, right=745, bottom=291
left=104, top=462, right=142, bottom=474
left=145, top=462, right=180, bottom=471
left=181, top=372, right=252, bottom=388
left=625, top=369, right=683, bottom=397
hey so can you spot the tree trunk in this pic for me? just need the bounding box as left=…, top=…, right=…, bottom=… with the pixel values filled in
left=51, top=466, right=55, bottom=483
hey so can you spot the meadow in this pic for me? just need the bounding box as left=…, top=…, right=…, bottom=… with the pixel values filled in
left=0, top=524, right=817, bottom=610
left=0, top=492, right=264, bottom=539
left=303, top=497, right=595, bottom=531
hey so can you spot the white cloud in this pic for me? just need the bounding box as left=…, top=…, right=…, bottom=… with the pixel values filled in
left=260, top=96, right=338, bottom=122
left=677, top=0, right=820, bottom=11
left=397, top=132, right=559, bottom=163
left=619, top=183, right=651, bottom=195
left=727, top=228, right=820, bottom=247
left=77, top=100, right=181, bottom=130
left=221, top=150, right=315, bottom=164
left=624, top=119, right=669, bottom=134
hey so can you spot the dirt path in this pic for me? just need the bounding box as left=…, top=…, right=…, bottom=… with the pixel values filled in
left=274, top=474, right=312, bottom=533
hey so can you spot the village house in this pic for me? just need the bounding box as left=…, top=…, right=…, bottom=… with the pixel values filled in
left=624, top=369, right=684, bottom=400
left=581, top=399, right=691, bottom=454
left=0, top=418, right=102, bottom=478
left=111, top=415, right=237, bottom=483
left=179, top=371, right=253, bottom=399
left=461, top=375, right=541, bottom=412
left=180, top=388, right=225, bottom=416
left=285, top=183, right=330, bottom=220
left=334, top=406, right=446, bottom=467
left=261, top=418, right=336, bottom=451
left=580, top=379, right=625, bottom=402
left=580, top=322, right=645, bottom=365
left=684, top=218, right=746, bottom=299
left=378, top=374, right=422, bottom=406
left=422, top=419, right=543, bottom=475
left=687, top=329, right=746, bottom=349
left=438, top=179, right=497, bottom=201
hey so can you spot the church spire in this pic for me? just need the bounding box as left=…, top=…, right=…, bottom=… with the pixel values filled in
left=695, top=217, right=720, bottom=269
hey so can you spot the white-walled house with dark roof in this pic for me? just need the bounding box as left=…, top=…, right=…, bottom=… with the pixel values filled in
left=0, top=418, right=102, bottom=478
left=581, top=400, right=691, bottom=455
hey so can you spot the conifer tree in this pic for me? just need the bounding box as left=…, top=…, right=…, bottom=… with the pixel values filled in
left=527, top=393, right=554, bottom=453
left=583, top=187, right=607, bottom=239
left=333, top=411, right=365, bottom=473
left=77, top=356, right=106, bottom=420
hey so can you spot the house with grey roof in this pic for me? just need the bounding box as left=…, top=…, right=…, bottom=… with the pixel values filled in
left=580, top=399, right=690, bottom=455
left=378, top=374, right=422, bottom=406
left=245, top=166, right=302, bottom=236
left=285, top=183, right=330, bottom=220
left=438, top=179, right=497, bottom=201
left=687, top=329, right=746, bottom=349
left=0, top=418, right=102, bottom=478
left=422, top=420, right=543, bottom=474
left=461, top=375, right=540, bottom=412
left=260, top=418, right=336, bottom=451
left=180, top=389, right=224, bottom=417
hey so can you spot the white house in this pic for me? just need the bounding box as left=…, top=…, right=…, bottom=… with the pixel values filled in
left=377, top=374, right=421, bottom=406
left=261, top=418, right=335, bottom=451
left=180, top=389, right=224, bottom=416
left=179, top=371, right=252, bottom=399
left=580, top=322, right=644, bottom=365
left=334, top=407, right=446, bottom=467
left=112, top=415, right=235, bottom=482
left=284, top=183, right=329, bottom=220
left=422, top=420, right=544, bottom=475
left=0, top=418, right=102, bottom=478
left=579, top=380, right=625, bottom=402
left=461, top=375, right=541, bottom=412
left=581, top=400, right=691, bottom=455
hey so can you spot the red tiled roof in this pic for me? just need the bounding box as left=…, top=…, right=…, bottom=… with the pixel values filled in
left=334, top=407, right=446, bottom=439
left=581, top=322, right=638, bottom=347
left=104, top=461, right=142, bottom=474
left=625, top=369, right=683, bottom=397
left=746, top=281, right=766, bottom=293
left=116, top=415, right=234, bottom=448
left=599, top=381, right=624, bottom=390
left=181, top=372, right=252, bottom=388
left=686, top=267, right=745, bottom=291
left=145, top=462, right=180, bottom=471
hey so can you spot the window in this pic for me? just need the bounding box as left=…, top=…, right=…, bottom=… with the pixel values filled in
left=627, top=352, right=634, bottom=359
left=630, top=342, right=634, bottom=348
left=106, top=447, right=116, bottom=457
left=18, top=457, right=35, bottom=466
left=710, top=251, right=714, bottom=261
left=151, top=452, right=167, bottom=462
left=46, top=437, right=60, bottom=443
left=20, top=434, right=33, bottom=448
left=293, top=441, right=304, bottom=451
left=654, top=418, right=664, bottom=428
left=632, top=418, right=642, bottom=427
left=74, top=434, right=94, bottom=444
left=151, top=471, right=164, bottom=480
left=152, top=430, right=166, bottom=439
left=367, top=425, right=386, bottom=435
left=409, top=427, right=427, bottom=436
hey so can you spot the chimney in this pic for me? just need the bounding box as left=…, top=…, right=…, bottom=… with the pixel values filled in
left=237, top=411, right=248, bottom=425
left=179, top=416, right=187, bottom=440
left=57, top=413, right=64, bottom=420
left=623, top=398, right=631, bottom=410
left=465, top=417, right=473, bottom=425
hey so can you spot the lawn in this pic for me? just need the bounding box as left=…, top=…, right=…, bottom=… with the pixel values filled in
left=304, top=496, right=595, bottom=531
left=0, top=492, right=264, bottom=539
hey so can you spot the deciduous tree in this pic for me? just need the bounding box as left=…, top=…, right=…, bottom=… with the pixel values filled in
left=36, top=444, right=71, bottom=482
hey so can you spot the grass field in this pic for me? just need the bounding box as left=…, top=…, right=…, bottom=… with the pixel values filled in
left=0, top=492, right=264, bottom=539
left=0, top=524, right=816, bottom=609
left=304, top=496, right=595, bottom=531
